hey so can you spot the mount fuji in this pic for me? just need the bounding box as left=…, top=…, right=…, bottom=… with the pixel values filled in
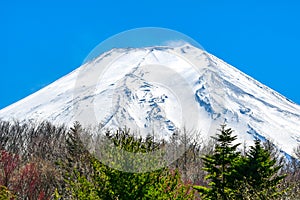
left=0, top=44, right=299, bottom=158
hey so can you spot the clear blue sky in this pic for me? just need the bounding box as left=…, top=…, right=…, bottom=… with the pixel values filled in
left=1, top=0, right=300, bottom=109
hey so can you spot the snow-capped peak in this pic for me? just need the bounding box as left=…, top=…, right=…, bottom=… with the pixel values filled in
left=0, top=44, right=299, bottom=158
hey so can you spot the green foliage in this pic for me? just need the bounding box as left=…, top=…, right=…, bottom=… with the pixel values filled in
left=99, top=128, right=163, bottom=172
left=65, top=169, right=101, bottom=200
left=194, top=125, right=286, bottom=200
left=145, top=169, right=195, bottom=199
left=1, top=120, right=295, bottom=199
left=239, top=139, right=286, bottom=199
left=0, top=185, right=15, bottom=199
left=194, top=124, right=241, bottom=199
left=58, top=124, right=194, bottom=199
left=56, top=121, right=97, bottom=199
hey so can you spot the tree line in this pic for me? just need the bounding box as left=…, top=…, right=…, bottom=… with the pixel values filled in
left=0, top=120, right=299, bottom=199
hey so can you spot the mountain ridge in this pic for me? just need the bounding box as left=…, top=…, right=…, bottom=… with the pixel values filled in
left=0, top=44, right=299, bottom=157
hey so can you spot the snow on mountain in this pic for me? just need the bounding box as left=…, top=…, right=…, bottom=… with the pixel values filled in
left=0, top=44, right=299, bottom=157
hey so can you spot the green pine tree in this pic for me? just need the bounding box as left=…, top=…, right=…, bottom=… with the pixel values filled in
left=241, top=139, right=286, bottom=199
left=56, top=122, right=99, bottom=199
left=193, top=124, right=241, bottom=200
left=98, top=128, right=194, bottom=199
left=58, top=125, right=194, bottom=199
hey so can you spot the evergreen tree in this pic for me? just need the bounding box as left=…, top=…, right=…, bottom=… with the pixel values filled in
left=66, top=121, right=85, bottom=160
left=56, top=122, right=98, bottom=199
left=193, top=124, right=241, bottom=199
left=241, top=139, right=286, bottom=199
left=97, top=128, right=194, bottom=199
left=58, top=125, right=194, bottom=199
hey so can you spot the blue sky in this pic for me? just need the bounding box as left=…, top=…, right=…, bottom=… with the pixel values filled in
left=1, top=0, right=300, bottom=109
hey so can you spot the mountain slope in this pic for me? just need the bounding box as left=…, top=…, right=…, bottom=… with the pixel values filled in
left=0, top=44, right=299, bottom=157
